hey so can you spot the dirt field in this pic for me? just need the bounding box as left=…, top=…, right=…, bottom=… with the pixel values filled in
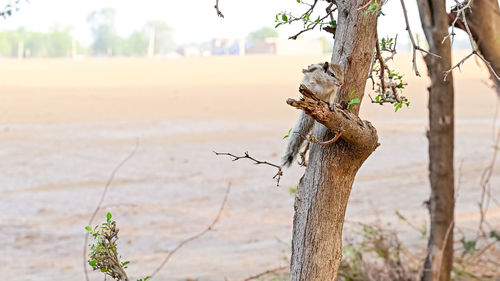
left=0, top=54, right=499, bottom=280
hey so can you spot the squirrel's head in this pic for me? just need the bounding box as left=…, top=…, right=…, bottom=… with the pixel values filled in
left=321, top=61, right=344, bottom=88
left=303, top=62, right=344, bottom=92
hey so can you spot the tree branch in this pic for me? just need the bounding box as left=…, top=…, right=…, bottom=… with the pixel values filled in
left=213, top=151, right=283, bottom=186
left=243, top=266, right=288, bottom=281
left=214, top=0, right=224, bottom=18
left=297, top=131, right=342, bottom=167
left=84, top=139, right=140, bottom=281
left=399, top=0, right=441, bottom=77
left=287, top=84, right=379, bottom=151
left=149, top=182, right=232, bottom=278
left=445, top=0, right=500, bottom=81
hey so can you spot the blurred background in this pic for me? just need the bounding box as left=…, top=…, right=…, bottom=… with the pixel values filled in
left=0, top=0, right=498, bottom=280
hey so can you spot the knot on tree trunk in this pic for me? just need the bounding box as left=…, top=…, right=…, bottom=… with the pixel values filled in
left=287, top=84, right=379, bottom=153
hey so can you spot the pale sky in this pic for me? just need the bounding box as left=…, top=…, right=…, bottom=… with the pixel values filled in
left=1, top=0, right=467, bottom=47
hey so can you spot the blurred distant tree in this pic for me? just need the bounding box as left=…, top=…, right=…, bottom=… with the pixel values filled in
left=87, top=8, right=119, bottom=56
left=0, top=27, right=73, bottom=58
left=45, top=26, right=73, bottom=57
left=121, top=31, right=148, bottom=56
left=247, top=27, right=278, bottom=40
left=145, top=20, right=175, bottom=55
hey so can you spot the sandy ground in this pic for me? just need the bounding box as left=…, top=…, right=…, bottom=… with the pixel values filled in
left=0, top=54, right=499, bottom=281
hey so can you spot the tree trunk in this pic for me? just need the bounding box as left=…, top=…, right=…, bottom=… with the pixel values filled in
left=289, top=1, right=379, bottom=280
left=417, top=1, right=455, bottom=281
left=461, top=0, right=500, bottom=95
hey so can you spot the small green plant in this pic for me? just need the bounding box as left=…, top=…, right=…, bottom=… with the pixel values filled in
left=289, top=185, right=297, bottom=195
left=86, top=212, right=150, bottom=281
left=371, top=36, right=411, bottom=112
left=283, top=128, right=293, bottom=139
left=460, top=238, right=477, bottom=254
left=490, top=230, right=500, bottom=241
left=347, top=90, right=360, bottom=110
left=347, top=98, right=361, bottom=110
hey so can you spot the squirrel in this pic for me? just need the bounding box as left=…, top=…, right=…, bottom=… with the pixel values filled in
left=282, top=61, right=344, bottom=168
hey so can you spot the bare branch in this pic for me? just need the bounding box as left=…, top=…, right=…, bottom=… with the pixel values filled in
left=297, top=131, right=341, bottom=167
left=299, top=131, right=342, bottom=146
left=149, top=182, right=232, bottom=278
left=399, top=0, right=441, bottom=77
left=243, top=266, right=288, bottom=281
left=214, top=151, right=283, bottom=186
left=287, top=84, right=379, bottom=151
left=214, top=0, right=224, bottom=18
left=289, top=7, right=336, bottom=40
left=83, top=139, right=140, bottom=281
left=445, top=0, right=500, bottom=81
left=276, top=0, right=337, bottom=40
left=444, top=51, right=474, bottom=81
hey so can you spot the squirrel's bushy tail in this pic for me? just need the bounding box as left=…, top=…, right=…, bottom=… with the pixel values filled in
left=282, top=111, right=315, bottom=167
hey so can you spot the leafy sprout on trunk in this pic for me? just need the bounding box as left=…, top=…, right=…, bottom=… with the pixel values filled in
left=86, top=212, right=150, bottom=281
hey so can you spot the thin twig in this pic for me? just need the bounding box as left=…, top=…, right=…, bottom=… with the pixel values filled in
left=149, top=182, right=232, bottom=278
left=289, top=8, right=335, bottom=40
left=279, top=0, right=337, bottom=40
left=214, top=0, right=224, bottom=18
left=297, top=131, right=342, bottom=167
left=372, top=32, right=404, bottom=104
left=214, top=151, right=283, bottom=186
left=83, top=138, right=140, bottom=281
left=299, top=141, right=310, bottom=167
left=477, top=112, right=500, bottom=236
left=399, top=0, right=441, bottom=77
left=299, top=131, right=342, bottom=146
left=444, top=0, right=500, bottom=81
left=243, top=266, right=288, bottom=281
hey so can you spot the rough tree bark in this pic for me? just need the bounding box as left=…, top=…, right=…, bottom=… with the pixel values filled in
left=288, top=1, right=379, bottom=280
left=450, top=0, right=500, bottom=95
left=417, top=1, right=455, bottom=281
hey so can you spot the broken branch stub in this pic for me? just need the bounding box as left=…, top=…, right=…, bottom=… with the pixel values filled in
left=287, top=84, right=379, bottom=152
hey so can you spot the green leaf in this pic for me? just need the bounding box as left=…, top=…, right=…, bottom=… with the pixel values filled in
left=297, top=0, right=300, bottom=2
left=89, top=260, right=97, bottom=267
left=282, top=14, right=288, bottom=22
left=85, top=226, right=92, bottom=231
left=394, top=103, right=403, bottom=112
left=289, top=186, right=297, bottom=195
left=275, top=22, right=282, bottom=28
left=311, top=136, right=317, bottom=142
left=106, top=212, right=112, bottom=221
left=329, top=20, right=336, bottom=27
left=490, top=230, right=500, bottom=241
left=283, top=128, right=292, bottom=139
left=461, top=239, right=477, bottom=253
left=347, top=98, right=361, bottom=109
